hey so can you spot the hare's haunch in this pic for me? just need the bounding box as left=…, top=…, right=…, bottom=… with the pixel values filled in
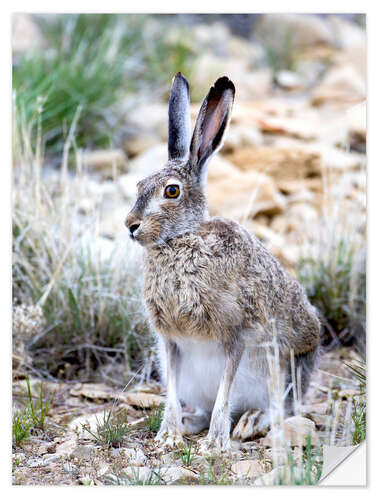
left=125, top=73, right=320, bottom=450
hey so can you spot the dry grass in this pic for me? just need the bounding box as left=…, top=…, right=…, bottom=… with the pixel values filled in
left=12, top=100, right=153, bottom=383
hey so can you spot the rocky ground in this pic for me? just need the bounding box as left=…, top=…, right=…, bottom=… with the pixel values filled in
left=12, top=347, right=362, bottom=486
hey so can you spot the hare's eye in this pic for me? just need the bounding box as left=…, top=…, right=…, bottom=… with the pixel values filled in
left=164, top=185, right=180, bottom=199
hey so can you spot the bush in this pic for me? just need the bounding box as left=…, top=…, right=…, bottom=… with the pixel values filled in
left=12, top=104, right=152, bottom=381
left=13, top=14, right=196, bottom=155
left=298, top=231, right=366, bottom=348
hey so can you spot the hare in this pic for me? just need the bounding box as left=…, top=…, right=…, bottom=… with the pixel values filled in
left=125, top=73, right=320, bottom=450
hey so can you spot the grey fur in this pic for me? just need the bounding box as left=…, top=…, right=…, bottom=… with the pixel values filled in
left=125, top=74, right=320, bottom=449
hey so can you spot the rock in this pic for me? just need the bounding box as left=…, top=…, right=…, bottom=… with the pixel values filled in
left=72, top=444, right=96, bottom=460
left=263, top=416, right=319, bottom=448
left=82, top=149, right=128, bottom=177
left=192, top=53, right=272, bottom=101
left=42, top=453, right=60, bottom=465
left=327, top=16, right=366, bottom=50
left=125, top=103, right=168, bottom=141
left=227, top=146, right=322, bottom=182
left=123, top=466, right=152, bottom=482
left=121, top=392, right=164, bottom=408
left=312, top=64, right=365, bottom=105
left=63, top=462, right=77, bottom=474
left=123, top=132, right=161, bottom=157
left=113, top=447, right=147, bottom=466
left=346, top=102, right=366, bottom=153
left=68, top=411, right=106, bottom=439
left=208, top=169, right=286, bottom=220
left=70, top=382, right=122, bottom=401
left=159, top=466, right=199, bottom=484
left=12, top=14, right=44, bottom=53
left=231, top=459, right=265, bottom=479
left=128, top=143, right=167, bottom=177
left=55, top=437, right=77, bottom=457
left=275, top=70, right=305, bottom=90
left=221, top=125, right=263, bottom=154
left=307, top=143, right=365, bottom=171
left=253, top=465, right=307, bottom=485
left=27, top=458, right=45, bottom=468
left=257, top=14, right=335, bottom=49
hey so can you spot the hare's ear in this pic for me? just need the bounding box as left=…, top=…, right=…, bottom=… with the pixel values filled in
left=190, top=76, right=235, bottom=185
left=168, top=72, right=191, bottom=160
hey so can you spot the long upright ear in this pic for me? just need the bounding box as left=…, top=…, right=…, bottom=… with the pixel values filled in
left=190, top=76, right=235, bottom=184
left=168, top=72, right=191, bottom=160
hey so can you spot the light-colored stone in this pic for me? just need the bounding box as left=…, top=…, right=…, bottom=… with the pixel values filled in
left=117, top=447, right=147, bottom=466
left=123, top=132, right=161, bottom=157
left=227, top=146, right=322, bottom=181
left=312, top=64, right=366, bottom=105
left=63, top=462, right=77, bottom=473
left=263, top=416, right=319, bottom=448
left=253, top=465, right=308, bottom=485
left=128, top=143, right=167, bottom=177
left=327, top=16, right=366, bottom=50
left=123, top=466, right=152, bottom=482
left=68, top=411, right=106, bottom=439
left=231, top=459, right=265, bottom=479
left=121, top=392, right=164, bottom=408
left=275, top=70, right=305, bottom=90
left=208, top=169, right=286, bottom=220
left=257, top=13, right=335, bottom=49
left=55, top=437, right=77, bottom=457
left=126, top=103, right=168, bottom=141
left=221, top=125, right=263, bottom=153
left=159, top=466, right=199, bottom=484
left=72, top=444, right=96, bottom=460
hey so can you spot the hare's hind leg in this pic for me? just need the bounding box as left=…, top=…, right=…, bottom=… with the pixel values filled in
left=232, top=409, right=270, bottom=441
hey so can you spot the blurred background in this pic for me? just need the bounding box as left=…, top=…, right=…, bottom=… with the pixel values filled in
left=12, top=13, right=366, bottom=385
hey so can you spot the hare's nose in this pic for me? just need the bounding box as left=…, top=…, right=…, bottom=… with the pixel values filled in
left=129, top=223, right=140, bottom=235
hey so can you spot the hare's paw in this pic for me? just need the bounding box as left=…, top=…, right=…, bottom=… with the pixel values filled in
left=199, top=433, right=231, bottom=454
left=155, top=428, right=184, bottom=449
left=232, top=409, right=269, bottom=441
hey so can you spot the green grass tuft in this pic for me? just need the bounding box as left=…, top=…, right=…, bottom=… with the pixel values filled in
left=298, top=236, right=366, bottom=347
left=82, top=409, right=129, bottom=447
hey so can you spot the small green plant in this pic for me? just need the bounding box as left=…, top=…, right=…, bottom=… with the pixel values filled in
left=12, top=407, right=33, bottom=446
left=261, top=30, right=298, bottom=74
left=345, top=356, right=366, bottom=444
left=82, top=409, right=128, bottom=447
left=179, top=440, right=195, bottom=466
left=144, top=405, right=163, bottom=433
left=24, top=377, right=52, bottom=430
left=199, top=456, right=230, bottom=485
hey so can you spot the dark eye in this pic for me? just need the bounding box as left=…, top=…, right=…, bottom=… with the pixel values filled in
left=164, top=185, right=180, bottom=198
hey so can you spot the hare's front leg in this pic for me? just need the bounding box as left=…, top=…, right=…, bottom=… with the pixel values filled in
left=200, top=339, right=244, bottom=452
left=155, top=338, right=184, bottom=448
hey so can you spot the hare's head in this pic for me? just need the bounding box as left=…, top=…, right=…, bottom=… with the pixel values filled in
left=125, top=73, right=235, bottom=247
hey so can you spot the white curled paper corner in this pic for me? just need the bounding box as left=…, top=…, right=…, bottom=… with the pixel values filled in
left=319, top=442, right=366, bottom=486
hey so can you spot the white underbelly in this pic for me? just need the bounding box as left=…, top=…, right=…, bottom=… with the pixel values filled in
left=157, top=335, right=269, bottom=414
